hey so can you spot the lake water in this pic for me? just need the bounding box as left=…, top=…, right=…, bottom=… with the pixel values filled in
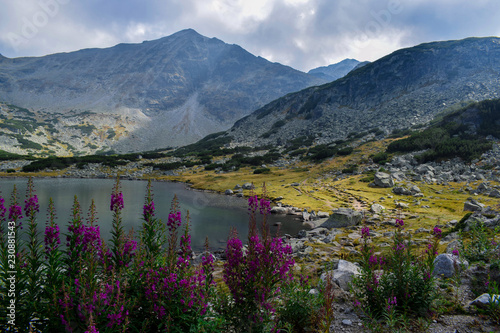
left=0, top=178, right=305, bottom=250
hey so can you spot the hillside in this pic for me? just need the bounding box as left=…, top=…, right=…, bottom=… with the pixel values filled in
left=0, top=29, right=325, bottom=153
left=221, top=37, right=500, bottom=148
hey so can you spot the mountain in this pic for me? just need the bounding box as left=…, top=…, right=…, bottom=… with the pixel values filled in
left=221, top=37, right=500, bottom=148
left=308, top=59, right=361, bottom=82
left=0, top=29, right=325, bottom=153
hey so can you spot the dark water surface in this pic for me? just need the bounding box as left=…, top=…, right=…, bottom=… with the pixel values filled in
left=0, top=178, right=304, bottom=250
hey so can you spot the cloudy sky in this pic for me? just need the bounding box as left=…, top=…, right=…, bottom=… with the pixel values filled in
left=1, top=0, right=499, bottom=71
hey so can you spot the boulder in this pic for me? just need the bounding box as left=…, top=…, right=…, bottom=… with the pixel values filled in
left=320, top=260, right=360, bottom=290
left=270, top=206, right=288, bottom=214
left=464, top=200, right=485, bottom=212
left=224, top=189, right=234, bottom=195
left=317, top=211, right=330, bottom=218
left=393, top=186, right=412, bottom=195
left=432, top=253, right=469, bottom=278
left=470, top=293, right=500, bottom=308
left=374, top=172, right=394, bottom=188
left=489, top=189, right=500, bottom=198
left=477, top=182, right=490, bottom=194
left=291, top=182, right=300, bottom=186
left=242, top=183, right=254, bottom=190
left=370, top=203, right=385, bottom=214
left=416, top=164, right=435, bottom=175
left=321, top=208, right=363, bottom=228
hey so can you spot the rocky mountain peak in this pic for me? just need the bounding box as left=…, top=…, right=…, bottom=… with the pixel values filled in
left=0, top=29, right=326, bottom=153
left=224, top=37, right=500, bottom=148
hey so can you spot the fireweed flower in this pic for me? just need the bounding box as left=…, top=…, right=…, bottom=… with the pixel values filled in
left=44, top=224, right=61, bottom=254
left=396, top=219, right=404, bottom=227
left=433, top=226, right=442, bottom=238
left=259, top=198, right=271, bottom=215
left=361, top=226, right=370, bottom=238
left=143, top=201, right=155, bottom=218
left=167, top=211, right=182, bottom=232
left=248, top=195, right=258, bottom=212
left=110, top=192, right=124, bottom=212
left=452, top=248, right=459, bottom=256
left=9, top=205, right=23, bottom=221
left=0, top=197, right=6, bottom=220
left=24, top=194, right=40, bottom=216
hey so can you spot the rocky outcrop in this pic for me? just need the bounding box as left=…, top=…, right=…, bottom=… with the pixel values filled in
left=432, top=254, right=469, bottom=278
left=374, top=172, right=394, bottom=188
left=322, top=208, right=363, bottom=228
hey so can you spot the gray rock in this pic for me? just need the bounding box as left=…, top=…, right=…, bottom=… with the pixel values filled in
left=320, top=260, right=360, bottom=290
left=464, top=200, right=485, bottom=212
left=477, top=182, right=490, bottom=193
left=432, top=254, right=469, bottom=278
left=302, top=211, right=311, bottom=221
left=321, top=208, right=363, bottom=228
left=242, top=183, right=254, bottom=190
left=489, top=189, right=500, bottom=198
left=291, top=182, right=300, bottom=186
left=374, top=172, right=394, bottom=188
left=297, top=230, right=308, bottom=239
left=317, top=211, right=330, bottom=218
left=470, top=293, right=500, bottom=308
left=236, top=193, right=244, bottom=198
left=393, top=186, right=412, bottom=195
left=370, top=204, right=385, bottom=214
left=271, top=206, right=288, bottom=214
left=234, top=184, right=242, bottom=189
left=396, top=202, right=409, bottom=209
left=224, top=189, right=234, bottom=195
left=342, top=319, right=353, bottom=326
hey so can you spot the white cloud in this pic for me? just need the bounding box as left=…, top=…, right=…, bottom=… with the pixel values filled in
left=0, top=0, right=499, bottom=71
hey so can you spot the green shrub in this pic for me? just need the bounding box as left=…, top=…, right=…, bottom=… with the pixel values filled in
left=253, top=168, right=270, bottom=174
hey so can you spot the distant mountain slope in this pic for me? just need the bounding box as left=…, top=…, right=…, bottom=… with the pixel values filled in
left=0, top=29, right=325, bottom=152
left=308, top=58, right=361, bottom=82
left=223, top=37, right=500, bottom=148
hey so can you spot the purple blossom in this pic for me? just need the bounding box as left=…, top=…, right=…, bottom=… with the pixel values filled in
left=259, top=198, right=271, bottom=215
left=452, top=248, right=459, bottom=256
left=44, top=224, right=61, bottom=254
left=433, top=226, right=442, bottom=238
left=110, top=192, right=124, bottom=212
left=85, top=326, right=99, bottom=333
left=8, top=205, right=23, bottom=221
left=361, top=226, right=370, bottom=238
left=24, top=194, right=39, bottom=216
left=167, top=211, right=182, bottom=232
left=248, top=195, right=258, bottom=213
left=396, top=219, right=404, bottom=227
left=0, top=197, right=6, bottom=220
left=143, top=201, right=155, bottom=219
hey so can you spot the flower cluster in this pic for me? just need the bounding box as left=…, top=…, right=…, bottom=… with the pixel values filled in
left=110, top=192, right=124, bottom=212
left=361, top=226, right=370, bottom=238
left=143, top=201, right=155, bottom=219
left=24, top=194, right=40, bottom=216
left=0, top=197, right=6, bottom=220
left=433, top=226, right=442, bottom=238
left=167, top=211, right=182, bottom=232
left=8, top=204, right=23, bottom=221
left=396, top=219, right=404, bottom=227
left=44, top=224, right=61, bottom=254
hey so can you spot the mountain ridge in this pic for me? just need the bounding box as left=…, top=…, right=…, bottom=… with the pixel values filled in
left=222, top=36, right=500, bottom=148
left=0, top=29, right=325, bottom=152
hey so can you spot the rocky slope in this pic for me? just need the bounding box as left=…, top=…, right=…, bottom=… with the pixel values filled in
left=223, top=37, right=500, bottom=148
left=0, top=29, right=325, bottom=152
left=307, top=58, right=361, bottom=82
